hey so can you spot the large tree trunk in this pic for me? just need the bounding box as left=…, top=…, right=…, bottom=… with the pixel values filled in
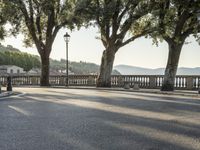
left=97, top=49, right=116, bottom=87
left=40, top=54, right=50, bottom=86
left=161, top=42, right=183, bottom=91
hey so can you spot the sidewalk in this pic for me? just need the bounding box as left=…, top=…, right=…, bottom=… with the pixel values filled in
left=62, top=86, right=200, bottom=98
left=0, top=91, right=13, bottom=98
left=2, top=86, right=200, bottom=98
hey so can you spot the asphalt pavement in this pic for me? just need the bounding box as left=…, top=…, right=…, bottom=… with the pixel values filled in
left=0, top=87, right=200, bottom=150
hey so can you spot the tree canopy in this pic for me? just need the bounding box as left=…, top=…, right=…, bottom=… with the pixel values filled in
left=75, top=0, right=159, bottom=87
left=0, top=1, right=7, bottom=39
left=2, top=0, right=78, bottom=48
left=76, top=0, right=157, bottom=49
left=1, top=0, right=80, bottom=85
left=152, top=0, right=200, bottom=45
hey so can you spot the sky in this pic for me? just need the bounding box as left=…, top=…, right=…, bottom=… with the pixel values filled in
left=1, top=27, right=200, bottom=69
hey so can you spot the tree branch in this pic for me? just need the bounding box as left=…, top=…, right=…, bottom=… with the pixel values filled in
left=174, top=10, right=190, bottom=36
left=36, top=8, right=42, bottom=42
left=111, top=0, right=120, bottom=39
left=117, top=0, right=132, bottom=25
left=120, top=27, right=156, bottom=48
left=16, top=0, right=44, bottom=54
left=28, top=0, right=34, bottom=24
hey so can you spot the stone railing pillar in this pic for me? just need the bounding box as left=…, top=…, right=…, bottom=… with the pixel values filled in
left=31, top=77, right=37, bottom=85
left=149, top=76, right=156, bottom=89
left=117, top=76, right=124, bottom=87
left=59, top=76, right=65, bottom=86
left=88, top=76, right=95, bottom=86
left=186, top=76, right=193, bottom=90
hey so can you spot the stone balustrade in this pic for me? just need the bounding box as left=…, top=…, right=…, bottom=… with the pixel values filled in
left=0, top=75, right=199, bottom=90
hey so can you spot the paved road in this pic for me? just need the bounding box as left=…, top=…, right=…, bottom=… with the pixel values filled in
left=0, top=88, right=200, bottom=150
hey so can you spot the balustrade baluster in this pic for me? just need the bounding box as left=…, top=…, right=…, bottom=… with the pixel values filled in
left=0, top=75, right=197, bottom=90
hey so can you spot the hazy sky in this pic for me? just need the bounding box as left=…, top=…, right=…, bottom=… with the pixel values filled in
left=2, top=27, right=200, bottom=69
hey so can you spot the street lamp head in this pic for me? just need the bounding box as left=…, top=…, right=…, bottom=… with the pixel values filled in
left=198, top=13, right=200, bottom=22
left=64, top=32, right=70, bottom=42
left=197, top=11, right=200, bottom=22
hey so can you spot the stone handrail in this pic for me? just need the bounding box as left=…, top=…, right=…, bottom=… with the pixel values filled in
left=0, top=75, right=199, bottom=90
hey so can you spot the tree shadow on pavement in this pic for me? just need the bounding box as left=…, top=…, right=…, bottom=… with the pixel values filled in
left=1, top=90, right=199, bottom=150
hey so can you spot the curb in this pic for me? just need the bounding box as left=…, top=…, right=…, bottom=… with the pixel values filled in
left=51, top=86, right=200, bottom=98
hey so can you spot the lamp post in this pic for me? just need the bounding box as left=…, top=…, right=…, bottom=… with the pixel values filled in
left=197, top=12, right=200, bottom=94
left=64, top=32, right=70, bottom=86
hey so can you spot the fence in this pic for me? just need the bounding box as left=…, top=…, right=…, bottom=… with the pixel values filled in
left=0, top=75, right=199, bottom=90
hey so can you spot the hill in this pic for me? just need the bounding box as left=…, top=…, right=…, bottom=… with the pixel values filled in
left=0, top=44, right=41, bottom=71
left=0, top=43, right=20, bottom=52
left=0, top=44, right=120, bottom=75
left=114, top=65, right=200, bottom=75
left=50, top=59, right=121, bottom=75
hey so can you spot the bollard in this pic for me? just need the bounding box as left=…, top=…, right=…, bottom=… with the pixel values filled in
left=7, top=76, right=12, bottom=91
left=198, top=79, right=200, bottom=94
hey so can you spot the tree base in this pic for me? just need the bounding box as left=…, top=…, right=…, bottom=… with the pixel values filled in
left=161, top=83, right=174, bottom=91
left=40, top=80, right=50, bottom=87
left=96, top=78, right=111, bottom=88
left=96, top=82, right=111, bottom=88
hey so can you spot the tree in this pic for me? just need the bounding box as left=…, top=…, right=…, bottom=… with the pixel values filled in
left=0, top=1, right=6, bottom=39
left=152, top=0, right=200, bottom=91
left=76, top=0, right=157, bottom=87
left=2, top=0, right=78, bottom=86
